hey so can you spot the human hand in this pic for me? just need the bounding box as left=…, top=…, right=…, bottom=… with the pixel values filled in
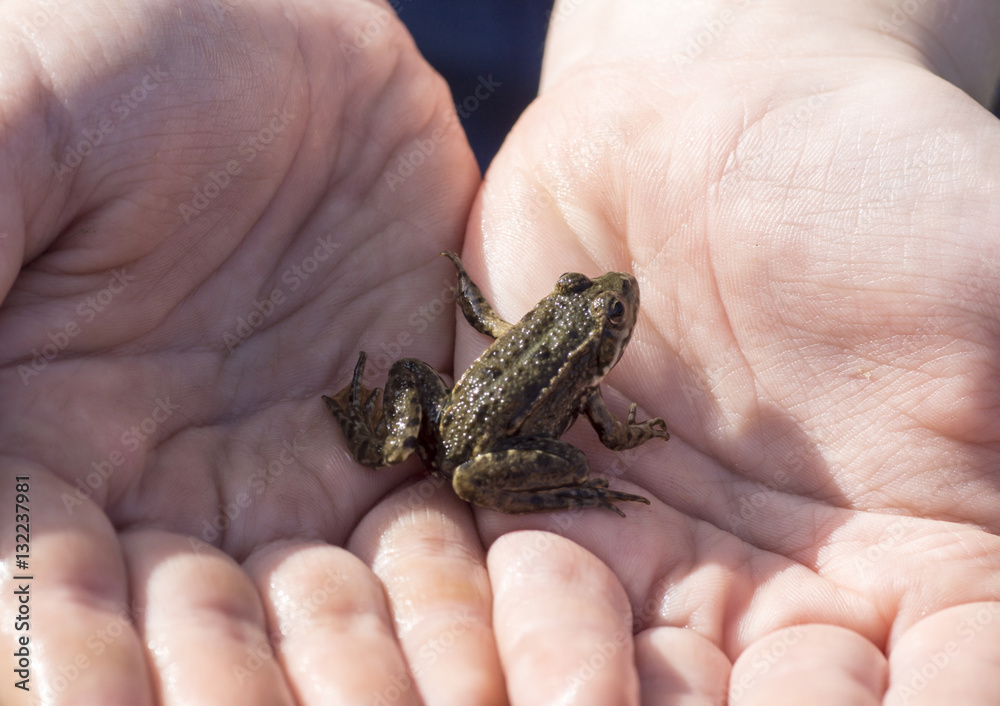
left=0, top=0, right=493, bottom=703
left=461, top=0, right=1000, bottom=703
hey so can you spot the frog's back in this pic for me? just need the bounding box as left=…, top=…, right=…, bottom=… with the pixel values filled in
left=442, top=295, right=599, bottom=459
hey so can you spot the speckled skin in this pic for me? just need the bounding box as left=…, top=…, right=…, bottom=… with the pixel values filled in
left=323, top=252, right=669, bottom=516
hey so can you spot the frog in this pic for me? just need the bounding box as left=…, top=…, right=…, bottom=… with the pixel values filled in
left=323, top=251, right=669, bottom=516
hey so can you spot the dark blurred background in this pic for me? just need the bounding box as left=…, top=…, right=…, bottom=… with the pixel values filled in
left=396, top=0, right=554, bottom=172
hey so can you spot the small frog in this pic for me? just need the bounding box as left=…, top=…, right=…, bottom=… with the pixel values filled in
left=324, top=252, right=669, bottom=516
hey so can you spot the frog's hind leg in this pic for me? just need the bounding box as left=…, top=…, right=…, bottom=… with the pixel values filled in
left=324, top=352, right=386, bottom=467
left=441, top=251, right=512, bottom=339
left=452, top=437, right=650, bottom=517
left=381, top=358, right=449, bottom=465
left=324, top=353, right=448, bottom=468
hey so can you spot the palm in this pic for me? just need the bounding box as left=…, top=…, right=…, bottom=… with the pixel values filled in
left=470, top=32, right=1000, bottom=704
left=4, top=1, right=1000, bottom=705
left=0, top=2, right=484, bottom=703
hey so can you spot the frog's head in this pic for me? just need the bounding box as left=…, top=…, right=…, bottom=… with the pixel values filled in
left=555, top=270, right=640, bottom=376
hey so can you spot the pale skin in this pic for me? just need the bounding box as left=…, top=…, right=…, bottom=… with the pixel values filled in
left=1, top=0, right=1000, bottom=704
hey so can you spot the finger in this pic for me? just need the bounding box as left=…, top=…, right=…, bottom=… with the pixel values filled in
left=348, top=480, right=506, bottom=706
left=730, top=624, right=885, bottom=706
left=0, top=469, right=152, bottom=706
left=635, top=627, right=730, bottom=706
left=121, top=529, right=295, bottom=706
left=886, top=602, right=1000, bottom=706
left=489, top=531, right=639, bottom=706
left=243, top=541, right=421, bottom=706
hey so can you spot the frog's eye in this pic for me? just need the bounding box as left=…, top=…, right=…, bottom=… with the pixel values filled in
left=607, top=296, right=626, bottom=324
left=556, top=272, right=592, bottom=294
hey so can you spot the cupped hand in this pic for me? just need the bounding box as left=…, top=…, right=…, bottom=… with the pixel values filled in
left=5, top=0, right=1000, bottom=704
left=463, top=1, right=1000, bottom=704
left=0, top=1, right=494, bottom=704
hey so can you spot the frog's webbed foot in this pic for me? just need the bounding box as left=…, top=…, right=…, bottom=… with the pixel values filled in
left=585, top=391, right=670, bottom=451
left=624, top=403, right=670, bottom=444
left=325, top=353, right=448, bottom=468
left=323, top=352, right=389, bottom=467
left=500, top=479, right=651, bottom=518
left=441, top=251, right=512, bottom=339
left=452, top=436, right=651, bottom=516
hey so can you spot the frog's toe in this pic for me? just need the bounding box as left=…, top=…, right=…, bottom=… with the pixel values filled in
left=363, top=386, right=382, bottom=418
left=465, top=480, right=650, bottom=516
left=637, top=417, right=669, bottom=441
left=381, top=401, right=421, bottom=464
left=599, top=500, right=628, bottom=518
left=586, top=481, right=650, bottom=505
left=650, top=419, right=670, bottom=438
left=578, top=479, right=650, bottom=516
left=346, top=350, right=362, bottom=387
left=384, top=435, right=419, bottom=464
left=604, top=488, right=651, bottom=505
left=322, top=394, right=348, bottom=422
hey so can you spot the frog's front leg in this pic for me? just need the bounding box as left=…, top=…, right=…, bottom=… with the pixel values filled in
left=324, top=352, right=449, bottom=468
left=441, top=251, right=512, bottom=339
left=452, top=436, right=650, bottom=516
left=583, top=388, right=670, bottom=450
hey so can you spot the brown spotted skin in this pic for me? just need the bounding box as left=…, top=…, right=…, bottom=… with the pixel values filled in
left=323, top=252, right=669, bottom=516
